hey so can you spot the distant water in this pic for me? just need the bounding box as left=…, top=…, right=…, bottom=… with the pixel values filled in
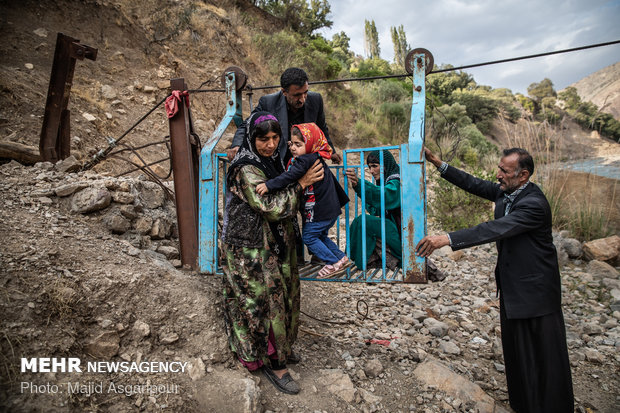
left=554, top=157, right=620, bottom=180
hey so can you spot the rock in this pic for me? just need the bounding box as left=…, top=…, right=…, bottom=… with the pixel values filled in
left=194, top=367, right=260, bottom=413
left=138, top=181, right=165, bottom=209
left=103, top=210, right=131, bottom=234
left=319, top=369, right=356, bottom=403
left=111, top=191, right=135, bottom=204
left=363, top=358, right=383, bottom=378
left=143, top=85, right=156, bottom=93
left=156, top=245, right=179, bottom=259
left=562, top=238, right=583, bottom=258
left=54, top=182, right=88, bottom=197
left=150, top=217, right=172, bottom=239
left=82, top=112, right=97, bottom=122
left=34, top=28, right=48, bottom=37
left=583, top=323, right=604, bottom=335
left=134, top=216, right=153, bottom=235
left=587, top=260, right=619, bottom=279
left=449, top=250, right=465, bottom=261
left=132, top=320, right=150, bottom=338
left=71, top=187, right=112, bottom=213
left=423, top=317, right=449, bottom=337
left=160, top=332, right=179, bottom=344
left=34, top=161, right=54, bottom=170
left=359, top=388, right=382, bottom=404
left=101, top=85, right=117, bottom=100
left=85, top=331, right=120, bottom=358
left=119, top=205, right=138, bottom=219
left=583, top=236, right=620, bottom=264
left=413, top=358, right=509, bottom=413
left=54, top=156, right=81, bottom=173
left=25, top=63, right=34, bottom=70
left=584, top=348, right=606, bottom=363
left=439, top=340, right=461, bottom=355
left=188, top=357, right=206, bottom=381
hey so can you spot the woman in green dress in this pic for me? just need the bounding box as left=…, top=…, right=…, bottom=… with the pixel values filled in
left=220, top=111, right=322, bottom=395
left=345, top=150, right=402, bottom=269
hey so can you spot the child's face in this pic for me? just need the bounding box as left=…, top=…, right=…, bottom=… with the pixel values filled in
left=289, top=134, right=307, bottom=157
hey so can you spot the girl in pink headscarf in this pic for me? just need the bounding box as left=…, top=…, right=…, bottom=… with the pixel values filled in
left=257, top=122, right=350, bottom=277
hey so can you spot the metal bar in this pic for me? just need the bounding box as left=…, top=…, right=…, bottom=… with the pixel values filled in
left=400, top=52, right=429, bottom=283
left=169, top=78, right=199, bottom=269
left=379, top=150, right=387, bottom=280
left=199, top=72, right=240, bottom=273
left=40, top=33, right=96, bottom=162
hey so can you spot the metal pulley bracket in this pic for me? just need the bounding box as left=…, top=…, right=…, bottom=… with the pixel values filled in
left=220, top=66, right=247, bottom=91
left=405, top=48, right=434, bottom=75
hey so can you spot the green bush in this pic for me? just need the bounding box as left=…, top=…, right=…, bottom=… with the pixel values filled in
left=429, top=167, right=495, bottom=231
left=253, top=30, right=342, bottom=80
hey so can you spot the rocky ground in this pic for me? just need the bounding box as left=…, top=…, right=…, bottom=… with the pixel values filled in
left=0, top=160, right=619, bottom=412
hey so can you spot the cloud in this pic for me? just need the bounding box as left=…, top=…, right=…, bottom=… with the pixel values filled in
left=320, top=0, right=620, bottom=93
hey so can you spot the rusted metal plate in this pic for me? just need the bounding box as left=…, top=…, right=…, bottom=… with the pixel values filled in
left=169, top=78, right=199, bottom=269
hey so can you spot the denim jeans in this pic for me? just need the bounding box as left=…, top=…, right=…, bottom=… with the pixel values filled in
left=302, top=218, right=345, bottom=265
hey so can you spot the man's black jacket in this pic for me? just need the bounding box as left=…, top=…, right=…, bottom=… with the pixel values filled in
left=442, top=165, right=562, bottom=319
left=231, top=90, right=333, bottom=163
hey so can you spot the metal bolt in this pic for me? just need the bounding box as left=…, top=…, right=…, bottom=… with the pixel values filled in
left=227, top=74, right=233, bottom=80
left=417, top=57, right=422, bottom=64
left=415, top=86, right=422, bottom=92
left=228, top=100, right=234, bottom=106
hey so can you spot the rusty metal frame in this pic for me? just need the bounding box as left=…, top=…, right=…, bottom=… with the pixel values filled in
left=168, top=78, right=200, bottom=269
left=39, top=33, right=97, bottom=162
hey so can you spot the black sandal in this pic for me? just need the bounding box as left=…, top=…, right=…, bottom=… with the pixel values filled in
left=262, top=366, right=300, bottom=394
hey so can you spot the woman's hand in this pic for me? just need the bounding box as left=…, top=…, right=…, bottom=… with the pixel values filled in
left=345, top=168, right=358, bottom=188
left=298, top=159, right=324, bottom=189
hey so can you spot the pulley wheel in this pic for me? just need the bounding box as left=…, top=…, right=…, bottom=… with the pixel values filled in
left=405, top=48, right=434, bottom=75
left=221, top=66, right=247, bottom=91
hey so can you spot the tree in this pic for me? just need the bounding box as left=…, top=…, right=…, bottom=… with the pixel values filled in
left=255, top=0, right=332, bottom=36
left=330, top=31, right=353, bottom=69
left=527, top=78, right=556, bottom=103
left=364, top=19, right=380, bottom=59
left=390, top=25, right=409, bottom=68
left=558, top=86, right=581, bottom=110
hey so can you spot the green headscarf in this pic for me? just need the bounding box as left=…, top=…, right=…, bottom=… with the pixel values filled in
left=367, top=150, right=400, bottom=183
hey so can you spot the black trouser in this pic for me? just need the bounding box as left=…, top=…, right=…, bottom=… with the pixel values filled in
left=500, top=298, right=574, bottom=413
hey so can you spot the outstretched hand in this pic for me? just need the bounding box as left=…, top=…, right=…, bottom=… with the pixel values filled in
left=424, top=147, right=443, bottom=168
left=416, top=234, right=450, bottom=258
left=330, top=152, right=342, bottom=164
left=298, top=159, right=324, bottom=189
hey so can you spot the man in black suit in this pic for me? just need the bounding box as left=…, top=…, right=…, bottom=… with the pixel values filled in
left=417, top=147, right=573, bottom=413
left=227, top=67, right=341, bottom=164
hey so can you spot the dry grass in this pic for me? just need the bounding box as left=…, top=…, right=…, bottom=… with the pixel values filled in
left=500, top=117, right=618, bottom=240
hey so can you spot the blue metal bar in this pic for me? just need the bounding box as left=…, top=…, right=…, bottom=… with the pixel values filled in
left=378, top=150, right=387, bottom=281
left=400, top=52, right=428, bottom=282
left=359, top=151, right=366, bottom=272
left=199, top=72, right=240, bottom=273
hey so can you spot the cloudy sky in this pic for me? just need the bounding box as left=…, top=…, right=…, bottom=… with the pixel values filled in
left=319, top=0, right=620, bottom=94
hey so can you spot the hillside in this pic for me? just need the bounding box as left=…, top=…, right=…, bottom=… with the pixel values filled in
left=1, top=1, right=620, bottom=413
left=568, top=61, right=620, bottom=120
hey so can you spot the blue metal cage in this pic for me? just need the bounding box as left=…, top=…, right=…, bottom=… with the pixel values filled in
left=198, top=51, right=430, bottom=283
